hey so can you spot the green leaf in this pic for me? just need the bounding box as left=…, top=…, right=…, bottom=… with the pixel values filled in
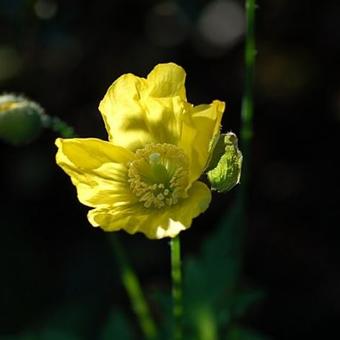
left=151, top=291, right=172, bottom=340
left=207, top=133, right=242, bottom=192
left=227, top=327, right=270, bottom=340
left=101, top=310, right=134, bottom=340
left=0, top=334, right=36, bottom=340
left=182, top=203, right=244, bottom=338
left=39, top=298, right=103, bottom=339
left=39, top=329, right=80, bottom=340
left=231, top=290, right=266, bottom=318
left=0, top=330, right=80, bottom=340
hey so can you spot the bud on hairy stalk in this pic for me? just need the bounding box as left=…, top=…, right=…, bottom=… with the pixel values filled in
left=0, top=94, right=46, bottom=145
left=206, top=132, right=243, bottom=192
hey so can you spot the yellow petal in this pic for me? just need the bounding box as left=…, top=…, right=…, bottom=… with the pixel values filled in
left=55, top=138, right=137, bottom=208
left=98, top=63, right=187, bottom=151
left=179, top=100, right=225, bottom=182
left=145, top=63, right=187, bottom=99
left=88, top=181, right=211, bottom=239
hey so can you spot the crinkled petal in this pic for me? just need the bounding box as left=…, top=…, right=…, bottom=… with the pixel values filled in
left=179, top=100, right=225, bottom=182
left=55, top=138, right=137, bottom=208
left=88, top=181, right=211, bottom=239
left=98, top=63, right=187, bottom=151
left=145, top=63, right=187, bottom=99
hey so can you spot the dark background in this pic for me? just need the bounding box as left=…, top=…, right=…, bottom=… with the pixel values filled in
left=1, top=0, right=340, bottom=339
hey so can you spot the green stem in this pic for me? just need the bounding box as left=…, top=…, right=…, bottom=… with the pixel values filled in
left=240, top=0, right=256, bottom=200
left=43, top=115, right=76, bottom=138
left=49, top=118, right=157, bottom=339
left=110, top=235, right=158, bottom=340
left=235, top=0, right=256, bottom=262
left=171, top=235, right=183, bottom=340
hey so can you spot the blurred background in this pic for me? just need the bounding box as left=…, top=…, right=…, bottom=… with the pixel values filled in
left=1, top=0, right=340, bottom=339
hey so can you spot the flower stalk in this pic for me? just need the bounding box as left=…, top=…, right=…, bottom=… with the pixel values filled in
left=233, top=0, right=256, bottom=264
left=171, top=235, right=183, bottom=340
left=240, top=0, right=256, bottom=197
left=51, top=119, right=157, bottom=339
left=110, top=235, right=158, bottom=340
left=43, top=115, right=75, bottom=138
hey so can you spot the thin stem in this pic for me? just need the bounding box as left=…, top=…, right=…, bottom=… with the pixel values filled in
left=49, top=118, right=157, bottom=339
left=110, top=235, right=158, bottom=340
left=43, top=115, right=76, bottom=138
left=171, top=235, right=183, bottom=340
left=235, top=0, right=256, bottom=262
left=240, top=0, right=256, bottom=200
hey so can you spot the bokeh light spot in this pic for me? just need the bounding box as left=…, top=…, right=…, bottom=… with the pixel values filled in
left=34, top=0, right=58, bottom=20
left=145, top=1, right=190, bottom=47
left=0, top=46, right=22, bottom=82
left=198, top=0, right=245, bottom=48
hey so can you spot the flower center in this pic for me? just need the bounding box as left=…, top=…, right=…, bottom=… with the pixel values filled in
left=128, top=143, right=190, bottom=209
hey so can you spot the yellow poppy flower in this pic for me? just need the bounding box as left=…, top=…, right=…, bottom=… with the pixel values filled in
left=56, top=63, right=225, bottom=239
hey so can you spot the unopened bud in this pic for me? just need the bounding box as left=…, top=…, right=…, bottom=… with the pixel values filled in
left=206, top=132, right=242, bottom=192
left=0, top=94, right=45, bottom=145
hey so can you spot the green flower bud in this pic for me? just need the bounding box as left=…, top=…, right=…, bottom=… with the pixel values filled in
left=0, top=94, right=45, bottom=145
left=206, top=132, right=242, bottom=192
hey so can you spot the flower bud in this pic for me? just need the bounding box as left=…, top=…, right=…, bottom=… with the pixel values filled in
left=0, top=94, right=45, bottom=145
left=206, top=132, right=242, bottom=192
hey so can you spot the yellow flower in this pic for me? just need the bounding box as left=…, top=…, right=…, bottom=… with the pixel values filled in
left=56, top=63, right=225, bottom=239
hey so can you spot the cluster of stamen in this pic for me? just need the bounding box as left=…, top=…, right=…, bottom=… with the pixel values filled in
left=128, top=143, right=189, bottom=209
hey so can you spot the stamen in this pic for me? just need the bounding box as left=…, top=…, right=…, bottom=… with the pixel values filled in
left=128, top=143, right=189, bottom=209
left=157, top=193, right=164, bottom=200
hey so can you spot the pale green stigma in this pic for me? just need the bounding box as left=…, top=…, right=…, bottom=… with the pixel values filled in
left=149, top=152, right=161, bottom=165
left=128, top=143, right=190, bottom=209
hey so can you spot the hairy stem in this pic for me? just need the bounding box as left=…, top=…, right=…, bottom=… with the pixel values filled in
left=50, top=118, right=157, bottom=339
left=240, top=0, right=256, bottom=199
left=111, top=235, right=158, bottom=340
left=171, top=235, right=183, bottom=340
